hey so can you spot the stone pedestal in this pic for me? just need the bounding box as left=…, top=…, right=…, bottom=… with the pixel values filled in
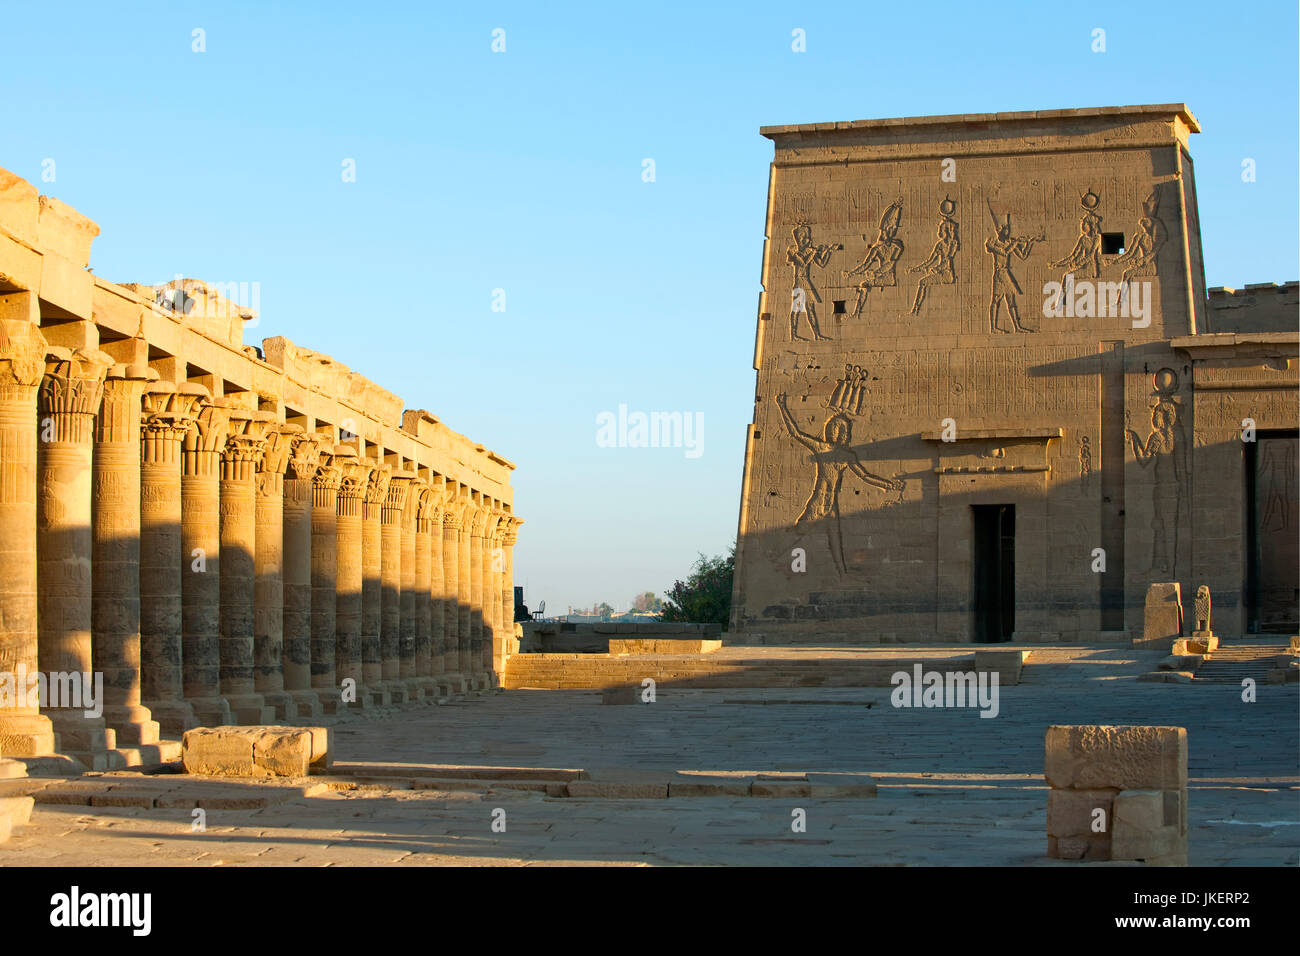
left=139, top=383, right=206, bottom=735
left=38, top=347, right=116, bottom=769
left=282, top=433, right=323, bottom=717
left=380, top=474, right=411, bottom=704
left=0, top=313, right=55, bottom=757
left=218, top=408, right=275, bottom=724
left=1138, top=582, right=1183, bottom=649
left=361, top=464, right=391, bottom=706
left=254, top=426, right=298, bottom=721
left=334, top=453, right=372, bottom=710
left=92, top=361, right=161, bottom=747
left=181, top=403, right=233, bottom=727
left=310, top=447, right=344, bottom=713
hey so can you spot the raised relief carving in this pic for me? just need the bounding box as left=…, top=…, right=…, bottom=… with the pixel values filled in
left=1050, top=189, right=1104, bottom=284
left=1114, top=189, right=1165, bottom=284
left=786, top=222, right=840, bottom=342
left=844, top=197, right=904, bottom=317
left=826, top=364, right=869, bottom=416
left=1126, top=368, right=1188, bottom=576
left=774, top=392, right=903, bottom=576
left=1078, top=434, right=1092, bottom=494
left=984, top=201, right=1045, bottom=333
left=909, top=197, right=958, bottom=316
left=1259, top=439, right=1295, bottom=533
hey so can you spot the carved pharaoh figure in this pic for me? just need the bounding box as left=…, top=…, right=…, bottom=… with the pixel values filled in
left=1114, top=189, right=1166, bottom=284
left=1050, top=189, right=1104, bottom=284
left=786, top=222, right=837, bottom=341
left=984, top=205, right=1045, bottom=333
left=909, top=197, right=959, bottom=316
left=844, top=197, right=904, bottom=317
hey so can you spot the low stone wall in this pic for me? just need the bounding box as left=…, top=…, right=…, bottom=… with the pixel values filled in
left=182, top=726, right=333, bottom=777
left=1045, top=725, right=1188, bottom=865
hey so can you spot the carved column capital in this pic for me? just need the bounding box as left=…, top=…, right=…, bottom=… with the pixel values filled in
left=256, top=424, right=300, bottom=497
left=383, top=473, right=414, bottom=526
left=39, top=347, right=113, bottom=444
left=286, top=432, right=324, bottom=482
left=335, top=454, right=373, bottom=518
left=0, top=318, right=48, bottom=396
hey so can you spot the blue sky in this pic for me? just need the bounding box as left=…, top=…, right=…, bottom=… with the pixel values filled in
left=2, top=1, right=1295, bottom=615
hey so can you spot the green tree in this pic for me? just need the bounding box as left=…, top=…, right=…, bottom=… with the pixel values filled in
left=595, top=601, right=614, bottom=621
left=632, top=591, right=662, bottom=613
left=660, top=544, right=734, bottom=629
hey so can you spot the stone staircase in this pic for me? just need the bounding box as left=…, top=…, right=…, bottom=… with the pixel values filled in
left=1194, top=637, right=1296, bottom=685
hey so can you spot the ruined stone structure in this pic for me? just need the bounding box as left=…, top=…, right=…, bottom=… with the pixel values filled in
left=733, top=105, right=1298, bottom=643
left=0, top=165, right=521, bottom=768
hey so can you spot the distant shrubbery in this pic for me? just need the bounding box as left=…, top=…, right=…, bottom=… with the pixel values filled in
left=660, top=545, right=734, bottom=629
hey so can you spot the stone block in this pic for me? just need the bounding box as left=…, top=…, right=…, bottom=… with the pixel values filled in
left=1137, top=670, right=1193, bottom=683
left=974, top=648, right=1029, bottom=684
left=1158, top=654, right=1200, bottom=672
left=1138, top=582, right=1182, bottom=647
left=1046, top=787, right=1117, bottom=838
left=182, top=725, right=330, bottom=777
left=1045, top=725, right=1187, bottom=791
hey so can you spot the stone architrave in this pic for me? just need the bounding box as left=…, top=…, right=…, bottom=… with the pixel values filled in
left=1139, top=582, right=1183, bottom=648
left=413, top=480, right=437, bottom=696
left=310, top=444, right=345, bottom=712
left=38, top=347, right=115, bottom=768
left=218, top=407, right=276, bottom=724
left=380, top=473, right=412, bottom=703
left=0, top=313, right=55, bottom=757
left=253, top=425, right=300, bottom=721
left=360, top=462, right=392, bottom=705
left=282, top=432, right=323, bottom=717
left=181, top=401, right=234, bottom=726
left=441, top=501, right=465, bottom=694
left=139, top=382, right=207, bottom=735
left=398, top=477, right=423, bottom=698
left=92, top=359, right=162, bottom=747
left=334, top=451, right=373, bottom=709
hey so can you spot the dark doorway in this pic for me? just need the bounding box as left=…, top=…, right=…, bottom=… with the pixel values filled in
left=973, top=504, right=1015, bottom=643
left=1246, top=431, right=1299, bottom=633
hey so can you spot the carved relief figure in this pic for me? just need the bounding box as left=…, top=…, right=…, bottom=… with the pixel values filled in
left=1078, top=435, right=1092, bottom=494
left=786, top=222, right=838, bottom=342
left=1126, top=369, right=1188, bottom=576
left=1114, top=189, right=1165, bottom=284
left=909, top=197, right=959, bottom=316
left=774, top=393, right=903, bottom=575
left=984, top=202, right=1045, bottom=333
left=1194, top=585, right=1211, bottom=633
left=1050, top=189, right=1104, bottom=284
left=827, top=364, right=869, bottom=416
left=844, top=197, right=904, bottom=317
left=1259, top=438, right=1296, bottom=532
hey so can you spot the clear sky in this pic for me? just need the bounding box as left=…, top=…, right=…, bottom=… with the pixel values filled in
left=2, top=1, right=1296, bottom=615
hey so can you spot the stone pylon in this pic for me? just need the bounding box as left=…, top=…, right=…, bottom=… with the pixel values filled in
left=181, top=402, right=233, bottom=726
left=218, top=407, right=276, bottom=724
left=442, top=498, right=467, bottom=693
left=37, top=346, right=115, bottom=768
left=361, top=462, right=392, bottom=706
left=254, top=425, right=299, bottom=721
left=282, top=432, right=323, bottom=717
left=381, top=473, right=412, bottom=704
left=399, top=476, right=422, bottom=699
left=334, top=451, right=373, bottom=710
left=139, top=382, right=207, bottom=735
left=413, top=481, right=439, bottom=698
left=0, top=311, right=55, bottom=757
left=92, top=359, right=162, bottom=747
left=310, top=444, right=345, bottom=713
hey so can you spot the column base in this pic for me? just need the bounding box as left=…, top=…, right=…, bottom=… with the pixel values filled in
left=142, top=699, right=198, bottom=737
left=187, top=696, right=233, bottom=728
left=102, top=704, right=161, bottom=747
left=342, top=684, right=376, bottom=711
left=413, top=677, right=440, bottom=699
left=47, top=712, right=123, bottom=771
left=225, top=694, right=276, bottom=725
left=288, top=689, right=323, bottom=718
left=367, top=685, right=392, bottom=707
left=259, top=690, right=299, bottom=722
left=313, top=688, right=342, bottom=716
left=379, top=680, right=406, bottom=705
left=0, top=714, right=56, bottom=758
left=401, top=679, right=425, bottom=702
left=439, top=674, right=468, bottom=695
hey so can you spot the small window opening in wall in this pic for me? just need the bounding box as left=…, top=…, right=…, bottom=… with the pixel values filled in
left=833, top=300, right=847, bottom=314
left=1101, top=233, right=1125, bottom=255
left=753, top=430, right=761, bottom=439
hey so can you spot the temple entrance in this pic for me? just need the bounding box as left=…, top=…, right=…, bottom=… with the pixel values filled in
left=972, top=504, right=1015, bottom=643
left=1246, top=432, right=1299, bottom=633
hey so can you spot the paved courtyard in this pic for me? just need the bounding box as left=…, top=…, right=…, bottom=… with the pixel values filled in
left=2, top=647, right=1296, bottom=866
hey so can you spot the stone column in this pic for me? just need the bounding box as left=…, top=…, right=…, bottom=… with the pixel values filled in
left=480, top=509, right=500, bottom=686
left=218, top=409, right=275, bottom=724
left=182, top=402, right=233, bottom=726
left=456, top=500, right=474, bottom=681
left=441, top=502, right=464, bottom=693
left=335, top=453, right=373, bottom=710
left=0, top=314, right=54, bottom=757
left=468, top=501, right=487, bottom=689
left=499, top=516, right=522, bottom=675
left=38, top=347, right=114, bottom=768
left=399, top=479, right=422, bottom=698
left=139, top=383, right=206, bottom=735
left=361, top=463, right=391, bottom=706
left=92, top=360, right=161, bottom=747
left=413, top=481, right=437, bottom=697
left=380, top=474, right=412, bottom=704
left=310, top=445, right=344, bottom=713
left=426, top=477, right=449, bottom=692
left=254, top=425, right=298, bottom=721
left=282, top=433, right=322, bottom=717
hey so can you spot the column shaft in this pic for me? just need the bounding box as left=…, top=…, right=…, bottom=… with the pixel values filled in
left=282, top=433, right=322, bottom=716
